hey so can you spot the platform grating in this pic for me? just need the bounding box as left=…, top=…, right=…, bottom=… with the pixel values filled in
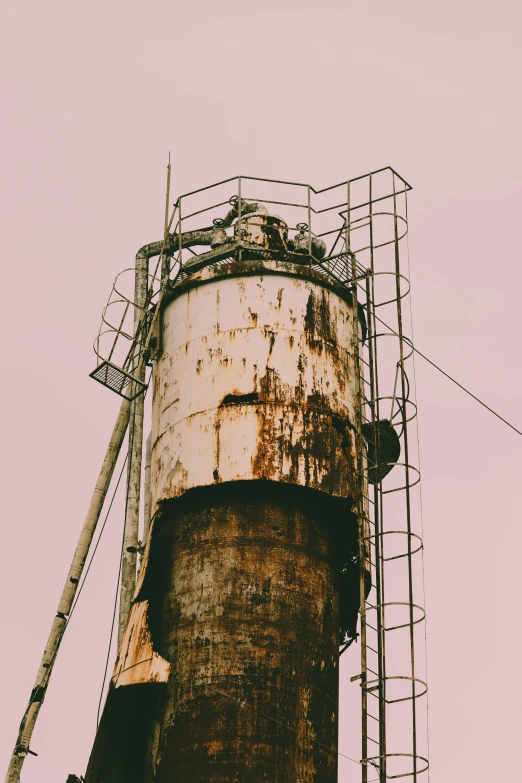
left=89, top=361, right=147, bottom=400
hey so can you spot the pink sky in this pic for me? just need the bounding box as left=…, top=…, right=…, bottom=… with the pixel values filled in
left=1, top=1, right=521, bottom=780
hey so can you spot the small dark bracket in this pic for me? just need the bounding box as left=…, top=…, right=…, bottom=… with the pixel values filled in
left=361, top=419, right=401, bottom=484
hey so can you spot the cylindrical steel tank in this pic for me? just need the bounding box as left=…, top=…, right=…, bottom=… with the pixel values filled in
left=87, top=258, right=364, bottom=783
left=151, top=260, right=358, bottom=500
left=149, top=260, right=359, bottom=782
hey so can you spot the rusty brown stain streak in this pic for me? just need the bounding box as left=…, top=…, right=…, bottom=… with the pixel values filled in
left=214, top=410, right=221, bottom=482
left=263, top=327, right=276, bottom=355
left=250, top=390, right=357, bottom=497
left=303, top=289, right=338, bottom=350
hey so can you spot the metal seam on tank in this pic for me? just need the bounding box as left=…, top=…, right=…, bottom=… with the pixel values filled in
left=163, top=260, right=355, bottom=307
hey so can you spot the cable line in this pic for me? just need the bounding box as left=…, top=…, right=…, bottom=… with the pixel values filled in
left=96, top=400, right=137, bottom=728
left=368, top=306, right=522, bottom=437
left=96, top=522, right=125, bottom=728
left=408, top=342, right=522, bottom=437
left=68, top=454, right=128, bottom=623
left=13, top=452, right=129, bottom=736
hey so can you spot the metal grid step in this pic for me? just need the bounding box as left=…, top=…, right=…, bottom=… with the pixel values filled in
left=90, top=360, right=147, bottom=400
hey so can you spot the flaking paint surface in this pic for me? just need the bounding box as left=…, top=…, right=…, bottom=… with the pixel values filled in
left=151, top=268, right=357, bottom=510
left=112, top=600, right=170, bottom=687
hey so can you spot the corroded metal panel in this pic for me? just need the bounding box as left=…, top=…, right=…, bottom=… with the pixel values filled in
left=86, top=485, right=345, bottom=783
left=112, top=600, right=170, bottom=688
left=151, top=261, right=358, bottom=511
left=147, top=485, right=341, bottom=782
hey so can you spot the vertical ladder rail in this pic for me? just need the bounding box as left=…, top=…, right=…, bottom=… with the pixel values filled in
left=353, top=170, right=428, bottom=782
left=365, top=269, right=387, bottom=783
left=347, top=179, right=369, bottom=782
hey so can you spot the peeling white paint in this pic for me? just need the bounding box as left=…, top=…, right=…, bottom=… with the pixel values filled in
left=112, top=600, right=170, bottom=687
left=151, top=262, right=357, bottom=509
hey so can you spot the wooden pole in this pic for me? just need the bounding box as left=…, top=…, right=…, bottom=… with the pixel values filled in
left=4, top=398, right=131, bottom=783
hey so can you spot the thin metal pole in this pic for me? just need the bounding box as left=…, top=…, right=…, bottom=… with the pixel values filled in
left=165, top=153, right=171, bottom=239
left=162, top=156, right=172, bottom=282
left=392, top=174, right=418, bottom=778
left=307, top=185, right=312, bottom=266
left=4, top=398, right=131, bottom=783
left=367, top=173, right=387, bottom=782
left=367, top=187, right=387, bottom=773
left=347, top=184, right=367, bottom=783
left=143, top=432, right=152, bottom=544
left=118, top=250, right=148, bottom=646
left=238, top=177, right=242, bottom=262
left=345, top=183, right=351, bottom=280
left=178, top=194, right=183, bottom=267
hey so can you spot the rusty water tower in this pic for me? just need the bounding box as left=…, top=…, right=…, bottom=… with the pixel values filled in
left=5, top=170, right=428, bottom=783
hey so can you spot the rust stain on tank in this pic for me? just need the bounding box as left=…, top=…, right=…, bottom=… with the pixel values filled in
left=214, top=413, right=221, bottom=482
left=258, top=366, right=291, bottom=403
left=151, top=265, right=357, bottom=506
left=263, top=327, right=276, bottom=354
left=251, top=366, right=356, bottom=497
left=253, top=405, right=355, bottom=495
left=304, top=289, right=335, bottom=346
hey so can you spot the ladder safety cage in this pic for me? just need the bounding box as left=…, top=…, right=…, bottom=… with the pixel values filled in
left=90, top=203, right=184, bottom=399
left=347, top=171, right=429, bottom=782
